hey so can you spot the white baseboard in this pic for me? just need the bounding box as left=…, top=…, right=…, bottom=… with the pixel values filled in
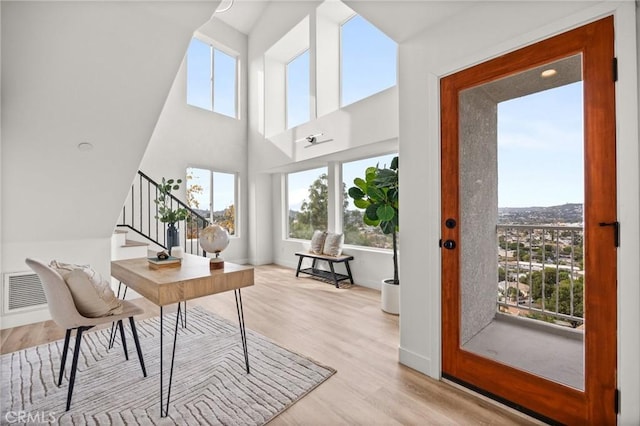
left=399, top=346, right=435, bottom=379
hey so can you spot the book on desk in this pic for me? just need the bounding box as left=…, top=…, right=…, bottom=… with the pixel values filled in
left=147, top=256, right=182, bottom=269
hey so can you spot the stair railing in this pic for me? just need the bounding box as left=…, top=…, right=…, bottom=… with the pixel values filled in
left=117, top=171, right=210, bottom=256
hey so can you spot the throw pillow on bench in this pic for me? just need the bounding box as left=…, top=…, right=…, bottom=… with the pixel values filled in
left=309, top=230, right=344, bottom=257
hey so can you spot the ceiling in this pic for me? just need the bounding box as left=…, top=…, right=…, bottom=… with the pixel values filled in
left=211, top=0, right=473, bottom=42
left=343, top=0, right=470, bottom=42
left=213, top=0, right=270, bottom=35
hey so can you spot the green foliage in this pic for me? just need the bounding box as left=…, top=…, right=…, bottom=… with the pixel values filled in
left=289, top=173, right=350, bottom=240
left=348, top=156, right=399, bottom=284
left=498, top=267, right=506, bottom=282
left=347, top=157, right=398, bottom=235
left=519, top=268, right=584, bottom=325
left=525, top=312, right=557, bottom=324
left=154, top=177, right=190, bottom=225
left=289, top=174, right=329, bottom=239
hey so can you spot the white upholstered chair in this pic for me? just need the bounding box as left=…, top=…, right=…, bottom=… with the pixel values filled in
left=25, top=258, right=147, bottom=411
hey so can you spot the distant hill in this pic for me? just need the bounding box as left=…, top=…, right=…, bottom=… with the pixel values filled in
left=498, top=203, right=583, bottom=225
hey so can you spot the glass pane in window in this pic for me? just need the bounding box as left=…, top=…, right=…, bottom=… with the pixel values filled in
left=186, top=167, right=211, bottom=217
left=343, top=154, right=396, bottom=248
left=186, top=168, right=236, bottom=236
left=212, top=172, right=236, bottom=235
left=213, top=49, right=237, bottom=118
left=286, top=50, right=310, bottom=129
left=341, top=15, right=397, bottom=107
left=288, top=167, right=328, bottom=239
left=187, top=38, right=213, bottom=111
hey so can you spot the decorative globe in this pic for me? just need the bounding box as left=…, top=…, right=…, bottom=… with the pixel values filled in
left=199, top=224, right=230, bottom=254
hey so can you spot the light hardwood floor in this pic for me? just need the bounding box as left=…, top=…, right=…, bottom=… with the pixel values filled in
left=1, top=264, right=540, bottom=425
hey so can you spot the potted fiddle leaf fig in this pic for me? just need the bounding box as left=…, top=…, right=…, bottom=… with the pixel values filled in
left=348, top=156, right=399, bottom=314
left=155, top=177, right=189, bottom=253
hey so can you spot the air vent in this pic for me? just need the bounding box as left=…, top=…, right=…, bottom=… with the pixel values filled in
left=3, top=271, right=47, bottom=313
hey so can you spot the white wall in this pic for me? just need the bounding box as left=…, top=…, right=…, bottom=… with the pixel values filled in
left=398, top=1, right=639, bottom=423
left=0, top=1, right=217, bottom=327
left=247, top=0, right=320, bottom=266
left=139, top=17, right=249, bottom=264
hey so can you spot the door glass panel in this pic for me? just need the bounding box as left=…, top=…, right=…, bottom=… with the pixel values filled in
left=458, top=54, right=585, bottom=390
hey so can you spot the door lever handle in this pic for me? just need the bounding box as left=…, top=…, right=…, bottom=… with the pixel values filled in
left=599, top=221, right=620, bottom=247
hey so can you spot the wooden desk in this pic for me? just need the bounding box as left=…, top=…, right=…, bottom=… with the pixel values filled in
left=111, top=255, right=254, bottom=306
left=111, top=254, right=254, bottom=417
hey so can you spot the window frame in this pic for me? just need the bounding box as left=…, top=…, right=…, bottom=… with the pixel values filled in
left=186, top=37, right=239, bottom=119
left=282, top=154, right=398, bottom=251
left=339, top=14, right=398, bottom=108
left=285, top=166, right=329, bottom=241
left=186, top=167, right=239, bottom=237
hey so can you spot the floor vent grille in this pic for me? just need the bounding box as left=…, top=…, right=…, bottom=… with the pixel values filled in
left=3, top=272, right=47, bottom=313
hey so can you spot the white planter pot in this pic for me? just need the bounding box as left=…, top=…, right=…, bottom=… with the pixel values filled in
left=381, top=279, right=399, bottom=315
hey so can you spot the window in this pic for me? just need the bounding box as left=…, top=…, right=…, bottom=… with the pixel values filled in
left=342, top=154, right=397, bottom=248
left=340, top=15, right=397, bottom=107
left=287, top=167, right=328, bottom=239
left=286, top=50, right=310, bottom=128
left=186, top=168, right=237, bottom=235
left=186, top=38, right=237, bottom=118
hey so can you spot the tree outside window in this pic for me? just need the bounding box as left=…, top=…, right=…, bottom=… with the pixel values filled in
left=287, top=167, right=328, bottom=240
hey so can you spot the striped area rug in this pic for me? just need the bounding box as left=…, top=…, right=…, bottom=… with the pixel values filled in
left=1, top=307, right=335, bottom=425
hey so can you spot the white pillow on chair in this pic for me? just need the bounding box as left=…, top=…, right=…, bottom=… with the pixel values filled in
left=50, top=261, right=123, bottom=318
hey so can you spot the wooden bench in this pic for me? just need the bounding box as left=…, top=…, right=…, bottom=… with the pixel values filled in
left=295, top=251, right=354, bottom=288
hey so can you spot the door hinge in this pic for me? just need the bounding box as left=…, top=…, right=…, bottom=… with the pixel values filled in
left=615, top=388, right=620, bottom=414
left=613, top=57, right=618, bottom=82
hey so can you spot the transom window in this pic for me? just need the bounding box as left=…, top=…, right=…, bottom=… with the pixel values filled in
left=286, top=50, right=311, bottom=129
left=340, top=15, right=397, bottom=107
left=187, top=38, right=238, bottom=118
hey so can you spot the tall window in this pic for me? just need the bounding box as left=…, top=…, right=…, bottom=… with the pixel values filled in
left=186, top=168, right=237, bottom=235
left=343, top=154, right=397, bottom=248
left=287, top=167, right=328, bottom=239
left=286, top=50, right=310, bottom=128
left=187, top=38, right=238, bottom=118
left=341, top=15, right=397, bottom=107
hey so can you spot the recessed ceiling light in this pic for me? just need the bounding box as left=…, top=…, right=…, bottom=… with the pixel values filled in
left=541, top=69, right=557, bottom=78
left=77, top=142, right=94, bottom=151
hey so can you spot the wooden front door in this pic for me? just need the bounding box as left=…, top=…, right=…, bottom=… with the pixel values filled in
left=441, top=17, right=617, bottom=424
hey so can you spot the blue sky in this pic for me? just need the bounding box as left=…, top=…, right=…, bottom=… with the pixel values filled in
left=498, top=82, right=583, bottom=207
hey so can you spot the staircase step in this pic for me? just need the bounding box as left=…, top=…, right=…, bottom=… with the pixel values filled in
left=122, top=239, right=148, bottom=248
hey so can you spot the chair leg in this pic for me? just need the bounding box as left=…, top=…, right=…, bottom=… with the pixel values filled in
left=58, top=329, right=72, bottom=386
left=108, top=322, right=117, bottom=349
left=128, top=317, right=147, bottom=377
left=66, top=326, right=89, bottom=411
left=118, top=320, right=129, bottom=361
